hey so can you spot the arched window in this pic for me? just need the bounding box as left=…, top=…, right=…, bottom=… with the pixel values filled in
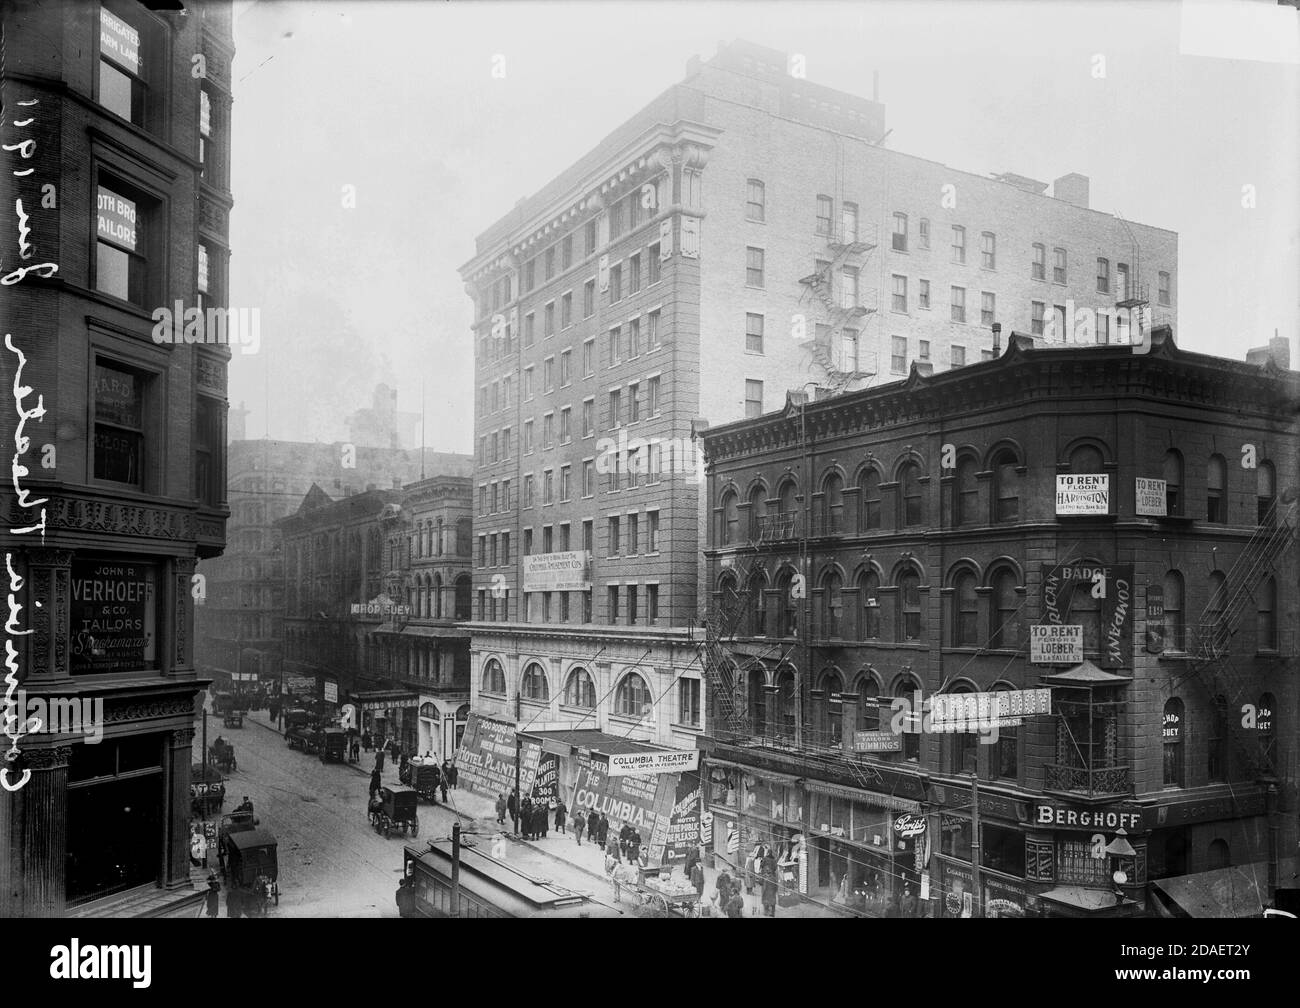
left=776, top=568, right=798, bottom=637
left=1208, top=839, right=1231, bottom=870
left=1258, top=692, right=1277, bottom=770
left=748, top=669, right=767, bottom=736
left=435, top=518, right=444, bottom=554
left=859, top=468, right=882, bottom=531
left=431, top=573, right=443, bottom=619
left=897, top=568, right=923, bottom=642
left=615, top=672, right=651, bottom=718
left=991, top=447, right=1021, bottom=522
left=991, top=684, right=1019, bottom=781
left=1206, top=454, right=1227, bottom=523
left=775, top=668, right=797, bottom=740
left=749, top=569, right=769, bottom=636
left=857, top=675, right=880, bottom=731
left=721, top=490, right=739, bottom=545
left=454, top=574, right=472, bottom=620
left=947, top=684, right=979, bottom=775
left=1068, top=443, right=1105, bottom=473
left=1163, top=571, right=1185, bottom=652
left=858, top=571, right=880, bottom=640
left=521, top=662, right=550, bottom=702
left=898, top=461, right=925, bottom=527
left=1257, top=461, right=1276, bottom=525
left=748, top=485, right=767, bottom=540
left=954, top=456, right=979, bottom=527
left=952, top=570, right=978, bottom=646
left=717, top=571, right=741, bottom=633
left=895, top=676, right=921, bottom=762
left=1162, top=698, right=1184, bottom=787
left=1257, top=576, right=1277, bottom=650
left=1205, top=570, right=1227, bottom=653
left=1208, top=694, right=1228, bottom=782
left=822, top=472, right=844, bottom=535
left=564, top=667, right=596, bottom=708
left=778, top=480, right=799, bottom=536
left=819, top=670, right=843, bottom=746
left=1066, top=575, right=1103, bottom=653
left=481, top=658, right=506, bottom=695
left=990, top=568, right=1021, bottom=649
left=821, top=570, right=843, bottom=639
left=1163, top=450, right=1184, bottom=517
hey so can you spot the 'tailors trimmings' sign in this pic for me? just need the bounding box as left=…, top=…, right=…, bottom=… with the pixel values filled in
left=1055, top=474, right=1109, bottom=515
left=1040, top=563, right=1135, bottom=669
left=522, top=550, right=590, bottom=592
left=607, top=748, right=699, bottom=777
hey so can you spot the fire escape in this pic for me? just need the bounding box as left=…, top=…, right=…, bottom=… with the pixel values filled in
left=1185, top=494, right=1297, bottom=780
left=798, top=222, right=879, bottom=394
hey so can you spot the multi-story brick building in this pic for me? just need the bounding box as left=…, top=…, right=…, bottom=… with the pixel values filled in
left=0, top=0, right=232, bottom=915
left=698, top=326, right=1297, bottom=918
left=278, top=468, right=474, bottom=758
left=456, top=39, right=1177, bottom=789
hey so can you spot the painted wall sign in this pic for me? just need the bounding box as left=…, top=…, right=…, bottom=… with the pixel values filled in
left=1040, top=563, right=1135, bottom=669
left=1145, top=584, right=1165, bottom=653
left=521, top=550, right=591, bottom=592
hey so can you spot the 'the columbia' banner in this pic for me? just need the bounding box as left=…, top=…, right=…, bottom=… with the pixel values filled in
left=569, top=752, right=675, bottom=862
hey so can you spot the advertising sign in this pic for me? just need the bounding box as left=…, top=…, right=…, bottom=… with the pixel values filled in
left=928, top=689, right=1051, bottom=731
left=893, top=813, right=926, bottom=839
left=1135, top=478, right=1167, bottom=517
left=323, top=681, right=338, bottom=704
left=853, top=730, right=902, bottom=753
left=664, top=772, right=702, bottom=864
left=521, top=550, right=591, bottom=592
left=454, top=713, right=541, bottom=799
left=1145, top=584, right=1165, bottom=654
left=1040, top=562, right=1135, bottom=669
left=350, top=602, right=412, bottom=617
left=99, top=7, right=140, bottom=74
left=1034, top=802, right=1143, bottom=831
left=607, top=748, right=699, bottom=777
left=1030, top=624, right=1083, bottom=664
left=570, top=752, right=675, bottom=863
left=531, top=751, right=559, bottom=804
left=1055, top=473, right=1109, bottom=515
left=284, top=675, right=316, bottom=696
left=96, top=186, right=138, bottom=251
left=70, top=559, right=157, bottom=674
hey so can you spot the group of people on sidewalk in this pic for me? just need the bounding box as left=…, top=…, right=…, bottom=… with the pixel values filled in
left=714, top=843, right=781, bottom=918
left=497, top=789, right=572, bottom=841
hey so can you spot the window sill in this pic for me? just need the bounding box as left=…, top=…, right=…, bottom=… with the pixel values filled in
left=671, top=722, right=702, bottom=733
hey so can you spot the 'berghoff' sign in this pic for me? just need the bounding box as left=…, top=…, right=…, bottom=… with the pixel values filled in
left=1035, top=802, right=1142, bottom=831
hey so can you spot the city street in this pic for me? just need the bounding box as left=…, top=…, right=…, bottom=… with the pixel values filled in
left=191, top=712, right=624, bottom=917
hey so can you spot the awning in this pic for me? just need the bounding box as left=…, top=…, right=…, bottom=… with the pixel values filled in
left=1149, top=859, right=1296, bottom=919
left=704, top=757, right=801, bottom=784
left=400, top=624, right=472, bottom=639
left=1038, top=886, right=1128, bottom=914
left=801, top=778, right=923, bottom=814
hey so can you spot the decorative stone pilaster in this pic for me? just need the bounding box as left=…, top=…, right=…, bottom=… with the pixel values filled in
left=10, top=744, right=73, bottom=916
left=174, top=557, right=198, bottom=672
left=166, top=727, right=196, bottom=889
left=23, top=549, right=73, bottom=681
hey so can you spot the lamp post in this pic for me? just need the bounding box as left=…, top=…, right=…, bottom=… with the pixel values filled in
left=1105, top=828, right=1137, bottom=909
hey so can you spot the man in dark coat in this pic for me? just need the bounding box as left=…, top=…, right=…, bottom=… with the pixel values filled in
left=205, top=876, right=220, bottom=918
left=619, top=822, right=634, bottom=860
left=554, top=797, right=567, bottom=835
left=689, top=859, right=705, bottom=896
left=507, top=789, right=520, bottom=834
left=396, top=878, right=417, bottom=918
left=597, top=812, right=610, bottom=846
left=760, top=853, right=779, bottom=917
left=375, top=747, right=386, bottom=773
left=521, top=796, right=534, bottom=839
left=369, top=769, right=382, bottom=798
left=448, top=761, right=458, bottom=789
left=587, top=810, right=600, bottom=846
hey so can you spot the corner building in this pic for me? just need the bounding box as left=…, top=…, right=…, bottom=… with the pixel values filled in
left=698, top=328, right=1297, bottom=918
left=0, top=0, right=233, bottom=915
left=457, top=40, right=1176, bottom=801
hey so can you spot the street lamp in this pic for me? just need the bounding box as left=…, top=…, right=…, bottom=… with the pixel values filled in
left=1105, top=828, right=1137, bottom=905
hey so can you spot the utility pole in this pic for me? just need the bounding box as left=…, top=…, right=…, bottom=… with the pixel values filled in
left=970, top=772, right=982, bottom=918
left=200, top=701, right=208, bottom=821
left=514, top=691, right=523, bottom=837
left=450, top=820, right=462, bottom=916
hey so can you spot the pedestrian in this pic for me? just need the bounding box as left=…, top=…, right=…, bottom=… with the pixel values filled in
left=521, top=795, right=534, bottom=840
left=572, top=805, right=586, bottom=845
left=205, top=876, right=220, bottom=918
left=441, top=757, right=453, bottom=790
left=725, top=889, right=745, bottom=918
left=597, top=812, right=610, bottom=847
left=438, top=765, right=448, bottom=804
left=496, top=793, right=508, bottom=825
left=619, top=821, right=634, bottom=860
left=761, top=853, right=778, bottom=917
left=190, top=827, right=206, bottom=869
left=536, top=801, right=548, bottom=839
left=375, top=747, right=386, bottom=774
left=362, top=730, right=372, bottom=752
left=396, top=877, right=418, bottom=918
left=507, top=789, right=519, bottom=834
left=627, top=826, right=642, bottom=865
left=900, top=885, right=918, bottom=919
left=554, top=795, right=567, bottom=835
left=689, top=857, right=705, bottom=896
left=448, top=760, right=458, bottom=790
left=587, top=810, right=600, bottom=847
left=605, top=828, right=621, bottom=864
left=715, top=867, right=734, bottom=912
left=605, top=851, right=622, bottom=902
left=369, top=769, right=382, bottom=798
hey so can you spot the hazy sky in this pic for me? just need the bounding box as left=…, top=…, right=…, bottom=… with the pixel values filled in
left=227, top=0, right=1299, bottom=449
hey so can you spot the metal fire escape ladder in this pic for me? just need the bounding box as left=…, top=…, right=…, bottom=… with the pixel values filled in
left=797, top=225, right=879, bottom=394
left=700, top=530, right=772, bottom=741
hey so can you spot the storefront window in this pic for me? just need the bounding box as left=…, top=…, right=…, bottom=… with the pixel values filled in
left=70, top=558, right=158, bottom=675
left=941, top=815, right=972, bottom=860
left=981, top=823, right=1025, bottom=877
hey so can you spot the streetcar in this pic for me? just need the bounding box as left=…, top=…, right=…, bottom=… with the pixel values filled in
left=400, top=840, right=621, bottom=918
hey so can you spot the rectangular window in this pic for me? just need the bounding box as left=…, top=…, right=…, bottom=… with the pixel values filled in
left=583, top=459, right=595, bottom=497
left=842, top=329, right=859, bottom=372
left=1158, top=271, right=1171, bottom=306
left=1096, top=313, right=1109, bottom=344
left=607, top=586, right=619, bottom=624
left=545, top=246, right=556, bottom=281
left=950, top=286, right=966, bottom=323
left=585, top=219, right=598, bottom=256
left=918, top=339, right=930, bottom=360
left=582, top=397, right=594, bottom=437
left=919, top=279, right=930, bottom=309
left=559, top=465, right=571, bottom=502
left=1054, top=304, right=1067, bottom=339
left=951, top=345, right=966, bottom=367
left=1032, top=243, right=1046, bottom=281
left=609, top=264, right=623, bottom=302
left=98, top=6, right=146, bottom=125
left=583, top=520, right=594, bottom=554
left=543, top=357, right=554, bottom=393
left=562, top=235, right=573, bottom=270
left=609, top=199, right=625, bottom=240
left=609, top=389, right=622, bottom=427
left=523, top=259, right=535, bottom=292
left=628, top=317, right=641, bottom=358
left=543, top=413, right=554, bottom=449
left=544, top=301, right=555, bottom=338
left=678, top=678, right=699, bottom=725
left=582, top=339, right=594, bottom=377
left=747, top=179, right=766, bottom=222
left=841, top=267, right=860, bottom=309
left=560, top=406, right=571, bottom=443
left=627, top=585, right=639, bottom=625
left=891, top=336, right=907, bottom=374
left=647, top=509, right=660, bottom=551
left=981, top=231, right=996, bottom=269
left=628, top=253, right=641, bottom=294
left=627, top=513, right=640, bottom=555
left=746, top=312, right=765, bottom=353
left=1031, top=300, right=1045, bottom=336
left=648, top=585, right=661, bottom=627
left=523, top=419, right=534, bottom=454
left=608, top=326, right=621, bottom=365
left=981, top=291, right=996, bottom=327
left=524, top=312, right=536, bottom=348
left=608, top=516, right=621, bottom=556
left=841, top=202, right=859, bottom=243
left=1053, top=247, right=1067, bottom=284
left=194, top=395, right=222, bottom=506
left=1117, top=263, right=1130, bottom=300
left=647, top=309, right=661, bottom=349
left=891, top=274, right=907, bottom=312
left=744, top=379, right=763, bottom=419
left=746, top=247, right=765, bottom=288
left=1096, top=258, right=1109, bottom=294
left=951, top=225, right=966, bottom=264
left=543, top=469, right=554, bottom=505
left=95, top=181, right=148, bottom=305
left=561, top=292, right=573, bottom=328
left=816, top=195, right=834, bottom=236
left=628, top=382, right=640, bottom=423
left=892, top=212, right=908, bottom=252
left=647, top=375, right=661, bottom=415
left=560, top=349, right=571, bottom=387
left=648, top=245, right=662, bottom=284
left=523, top=366, right=535, bottom=401
left=583, top=279, right=595, bottom=317
left=94, top=360, right=146, bottom=486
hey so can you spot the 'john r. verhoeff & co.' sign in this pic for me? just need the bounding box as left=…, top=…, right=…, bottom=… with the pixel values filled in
left=71, top=559, right=157, bottom=674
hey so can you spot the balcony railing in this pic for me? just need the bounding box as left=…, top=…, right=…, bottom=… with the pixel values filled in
left=1044, top=763, right=1131, bottom=797
left=757, top=511, right=797, bottom=542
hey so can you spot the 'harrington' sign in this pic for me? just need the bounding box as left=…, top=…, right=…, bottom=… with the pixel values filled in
left=1055, top=474, right=1109, bottom=515
left=607, top=749, right=699, bottom=777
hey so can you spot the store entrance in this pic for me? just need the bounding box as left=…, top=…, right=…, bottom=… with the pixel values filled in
left=67, top=773, right=163, bottom=904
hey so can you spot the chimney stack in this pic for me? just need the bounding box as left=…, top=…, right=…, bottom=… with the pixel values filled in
left=992, top=322, right=1002, bottom=354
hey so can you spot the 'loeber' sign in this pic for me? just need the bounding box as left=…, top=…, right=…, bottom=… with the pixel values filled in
left=1035, top=802, right=1142, bottom=831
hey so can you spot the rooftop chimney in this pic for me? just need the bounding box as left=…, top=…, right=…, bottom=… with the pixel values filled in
left=1053, top=173, right=1090, bottom=209
left=992, top=322, right=1002, bottom=354
left=1245, top=334, right=1291, bottom=370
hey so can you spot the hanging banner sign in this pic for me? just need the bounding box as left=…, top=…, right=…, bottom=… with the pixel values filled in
left=1030, top=624, right=1083, bottom=664
left=853, top=730, right=902, bottom=753
left=607, top=748, right=699, bottom=777
left=663, top=772, right=702, bottom=865
left=1135, top=478, right=1167, bottom=517
left=1055, top=474, right=1109, bottom=515
left=96, top=186, right=138, bottom=251
left=1040, top=563, right=1135, bottom=669
left=521, top=550, right=591, bottom=592
left=570, top=752, right=676, bottom=863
